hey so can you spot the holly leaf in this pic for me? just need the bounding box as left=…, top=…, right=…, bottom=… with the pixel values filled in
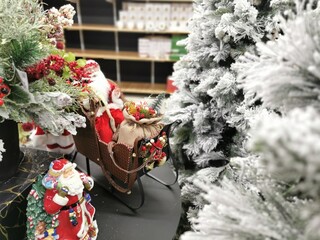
left=63, top=65, right=71, bottom=79
left=7, top=85, right=32, bottom=105
left=63, top=52, right=76, bottom=62
left=76, top=58, right=86, bottom=67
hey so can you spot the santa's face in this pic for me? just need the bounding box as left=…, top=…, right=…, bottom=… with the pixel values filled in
left=35, top=221, right=46, bottom=235
left=59, top=169, right=84, bottom=196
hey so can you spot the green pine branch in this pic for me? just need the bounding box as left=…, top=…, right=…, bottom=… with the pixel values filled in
left=150, top=93, right=166, bottom=113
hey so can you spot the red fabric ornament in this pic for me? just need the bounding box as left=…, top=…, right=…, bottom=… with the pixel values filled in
left=110, top=109, right=125, bottom=127
left=95, top=111, right=114, bottom=143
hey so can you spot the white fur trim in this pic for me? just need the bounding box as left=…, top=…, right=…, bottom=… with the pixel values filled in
left=30, top=130, right=48, bottom=147
left=96, top=106, right=106, bottom=118
left=53, top=194, right=68, bottom=206
left=64, top=162, right=77, bottom=170
left=88, top=71, right=111, bottom=105
left=46, top=145, right=75, bottom=154
left=110, top=88, right=124, bottom=109
left=90, top=220, right=99, bottom=240
left=46, top=134, right=74, bottom=146
left=81, top=97, right=90, bottom=111
left=77, top=201, right=88, bottom=238
left=108, top=103, right=123, bottom=110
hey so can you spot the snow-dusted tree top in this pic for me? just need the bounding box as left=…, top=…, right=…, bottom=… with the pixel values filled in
left=165, top=0, right=279, bottom=167
left=168, top=0, right=320, bottom=239
left=248, top=107, right=320, bottom=198
left=181, top=177, right=308, bottom=240
left=235, top=2, right=320, bottom=112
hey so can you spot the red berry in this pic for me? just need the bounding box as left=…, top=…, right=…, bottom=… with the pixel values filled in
left=21, top=122, right=34, bottom=132
left=48, top=78, right=56, bottom=86
left=0, top=84, right=10, bottom=98
left=0, top=77, right=3, bottom=84
left=0, top=99, right=4, bottom=106
left=56, top=41, right=64, bottom=50
left=141, top=146, right=147, bottom=151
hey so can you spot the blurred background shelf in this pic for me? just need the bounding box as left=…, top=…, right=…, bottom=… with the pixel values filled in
left=65, top=23, right=189, bottom=34
left=45, top=0, right=190, bottom=95
left=117, top=82, right=167, bottom=94
left=67, top=48, right=176, bottom=62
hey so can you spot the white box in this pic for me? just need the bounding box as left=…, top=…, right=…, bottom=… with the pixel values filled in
left=145, top=3, right=154, bottom=13
left=127, top=3, right=135, bottom=12
left=161, top=4, right=171, bottom=13
left=119, top=11, right=128, bottom=22
left=148, top=37, right=171, bottom=59
left=138, top=38, right=150, bottom=57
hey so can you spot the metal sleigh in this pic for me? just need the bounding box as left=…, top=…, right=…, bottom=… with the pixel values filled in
left=71, top=101, right=181, bottom=210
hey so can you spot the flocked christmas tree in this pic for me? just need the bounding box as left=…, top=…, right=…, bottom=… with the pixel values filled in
left=26, top=176, right=55, bottom=240
left=168, top=0, right=320, bottom=239
left=165, top=0, right=292, bottom=237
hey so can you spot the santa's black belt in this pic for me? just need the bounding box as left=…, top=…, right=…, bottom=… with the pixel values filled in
left=61, top=196, right=84, bottom=211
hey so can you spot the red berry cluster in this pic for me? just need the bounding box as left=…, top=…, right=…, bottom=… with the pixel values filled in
left=25, top=59, right=50, bottom=81
left=25, top=54, right=99, bottom=86
left=69, top=61, right=98, bottom=82
left=125, top=101, right=158, bottom=121
left=25, top=55, right=65, bottom=82
left=133, top=107, right=156, bottom=121
left=48, top=55, right=65, bottom=73
left=0, top=77, right=10, bottom=107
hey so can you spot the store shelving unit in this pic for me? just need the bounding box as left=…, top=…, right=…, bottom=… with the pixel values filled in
left=63, top=0, right=191, bottom=94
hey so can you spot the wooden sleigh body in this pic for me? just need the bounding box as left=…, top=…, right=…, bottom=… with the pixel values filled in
left=72, top=102, right=181, bottom=210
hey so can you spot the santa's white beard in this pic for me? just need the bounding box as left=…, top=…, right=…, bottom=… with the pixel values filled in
left=59, top=171, right=84, bottom=196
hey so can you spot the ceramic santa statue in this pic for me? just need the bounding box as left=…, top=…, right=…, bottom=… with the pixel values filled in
left=42, top=158, right=98, bottom=240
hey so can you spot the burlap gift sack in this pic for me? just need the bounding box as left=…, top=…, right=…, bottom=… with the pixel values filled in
left=113, top=108, right=164, bottom=147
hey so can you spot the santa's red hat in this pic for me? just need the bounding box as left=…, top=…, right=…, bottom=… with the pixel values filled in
left=48, top=158, right=76, bottom=177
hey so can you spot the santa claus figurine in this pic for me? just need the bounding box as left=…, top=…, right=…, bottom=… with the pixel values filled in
left=42, top=158, right=98, bottom=240
left=84, top=60, right=125, bottom=143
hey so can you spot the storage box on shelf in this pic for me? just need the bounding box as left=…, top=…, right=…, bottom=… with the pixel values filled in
left=61, top=0, right=191, bottom=95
